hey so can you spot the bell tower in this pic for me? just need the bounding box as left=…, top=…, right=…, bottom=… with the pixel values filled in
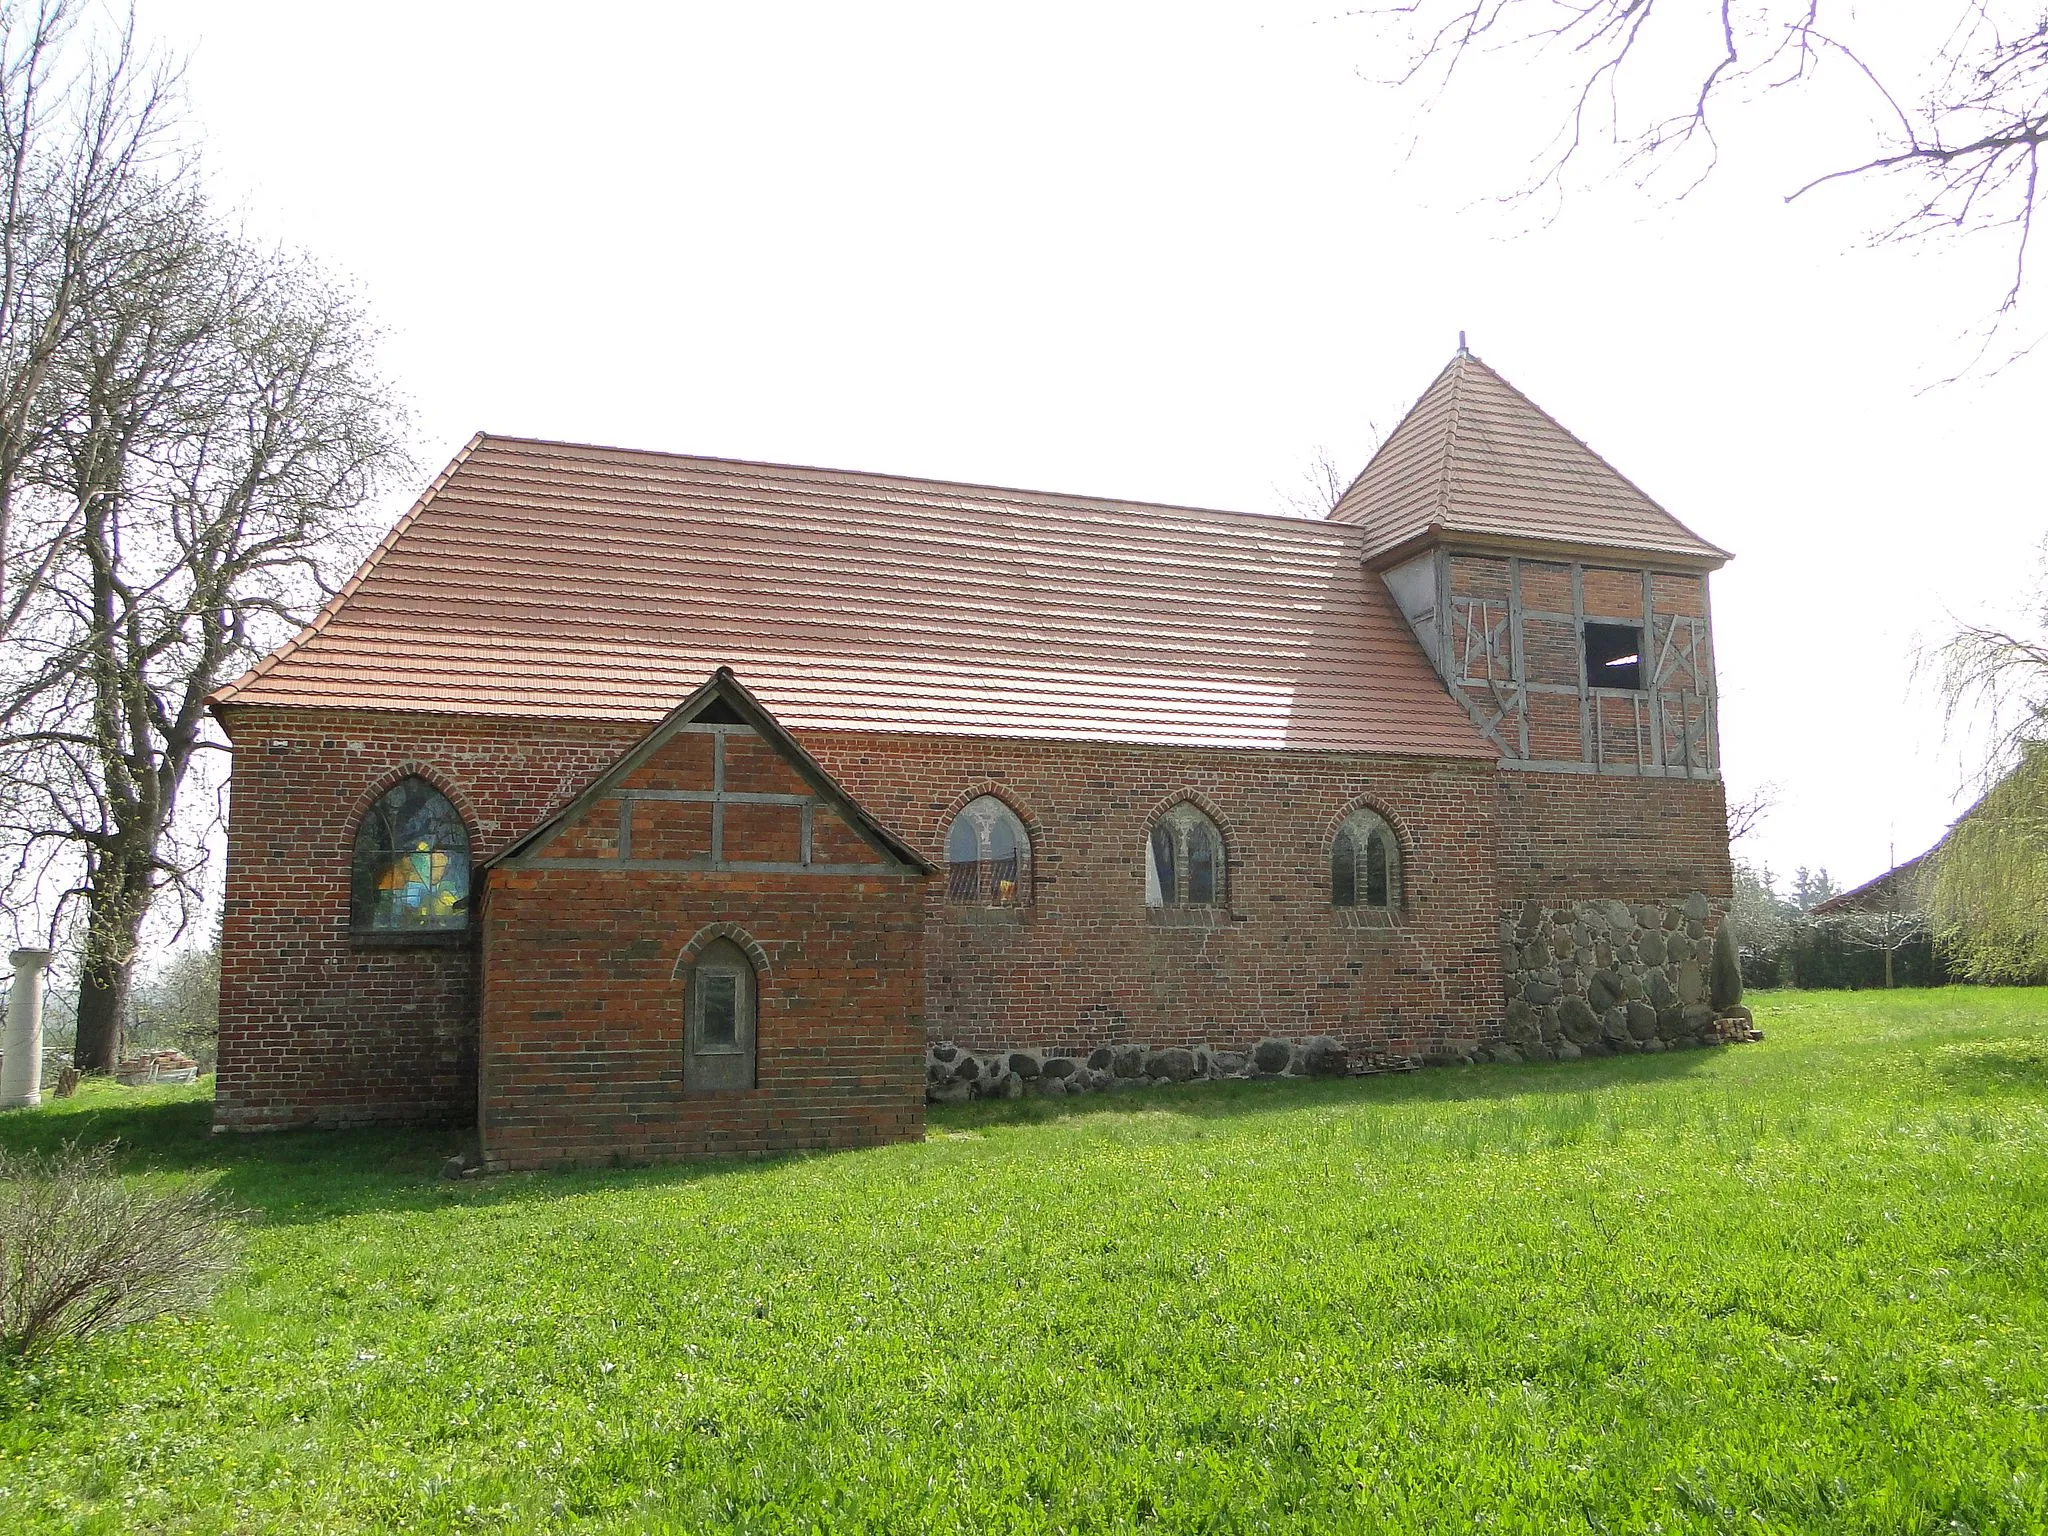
left=1331, top=348, right=1729, bottom=779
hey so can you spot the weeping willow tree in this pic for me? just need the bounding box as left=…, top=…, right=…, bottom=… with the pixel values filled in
left=1931, top=746, right=2048, bottom=982
left=1929, top=563, right=2048, bottom=983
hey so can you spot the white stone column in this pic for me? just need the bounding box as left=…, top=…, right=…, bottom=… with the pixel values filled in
left=2, top=947, right=51, bottom=1109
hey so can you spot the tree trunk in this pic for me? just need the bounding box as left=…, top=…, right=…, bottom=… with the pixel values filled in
left=1884, top=945, right=1895, bottom=990
left=70, top=877, right=146, bottom=1072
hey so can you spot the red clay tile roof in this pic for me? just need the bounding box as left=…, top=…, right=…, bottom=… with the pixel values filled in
left=213, top=433, right=1494, bottom=757
left=1330, top=351, right=1730, bottom=568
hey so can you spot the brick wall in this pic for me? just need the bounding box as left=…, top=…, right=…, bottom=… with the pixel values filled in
left=217, top=708, right=1515, bottom=1133
left=1495, top=772, right=1733, bottom=906
left=215, top=708, right=642, bottom=1130
left=803, top=732, right=1506, bottom=1065
left=481, top=866, right=925, bottom=1170
left=477, top=717, right=928, bottom=1169
left=216, top=699, right=1735, bottom=1138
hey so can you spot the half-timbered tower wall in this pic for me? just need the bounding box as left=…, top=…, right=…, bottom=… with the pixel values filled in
left=1382, top=549, right=1718, bottom=781
left=1381, top=545, right=1729, bottom=898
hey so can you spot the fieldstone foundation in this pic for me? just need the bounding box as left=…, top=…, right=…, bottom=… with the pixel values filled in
left=923, top=891, right=1763, bottom=1105
left=925, top=1035, right=1352, bottom=1104
left=1499, top=892, right=1757, bottom=1062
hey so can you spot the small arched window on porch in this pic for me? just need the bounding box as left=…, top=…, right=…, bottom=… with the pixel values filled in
left=1332, top=810, right=1401, bottom=912
left=686, top=938, right=757, bottom=1092
left=945, top=796, right=1030, bottom=905
left=1146, top=803, right=1224, bottom=908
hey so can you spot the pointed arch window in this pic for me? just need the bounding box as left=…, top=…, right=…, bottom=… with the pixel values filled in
left=686, top=938, right=758, bottom=1091
left=945, top=796, right=1030, bottom=905
left=1146, top=803, right=1224, bottom=908
left=1332, top=810, right=1401, bottom=912
left=350, top=777, right=471, bottom=934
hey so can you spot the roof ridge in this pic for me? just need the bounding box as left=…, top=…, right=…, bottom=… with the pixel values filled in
left=1326, top=353, right=1449, bottom=517
left=1433, top=353, right=1472, bottom=529
left=475, top=432, right=1333, bottom=531
left=208, top=431, right=488, bottom=709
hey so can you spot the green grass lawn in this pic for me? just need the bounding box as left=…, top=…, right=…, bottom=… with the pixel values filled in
left=3, top=989, right=2047, bottom=1533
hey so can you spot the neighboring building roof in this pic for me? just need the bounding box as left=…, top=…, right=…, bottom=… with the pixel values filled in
left=487, top=668, right=932, bottom=872
left=1810, top=850, right=1935, bottom=917
left=1329, top=350, right=1731, bottom=569
left=213, top=432, right=1493, bottom=758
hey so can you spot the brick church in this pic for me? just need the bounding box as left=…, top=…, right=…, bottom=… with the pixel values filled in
left=211, top=349, right=1736, bottom=1168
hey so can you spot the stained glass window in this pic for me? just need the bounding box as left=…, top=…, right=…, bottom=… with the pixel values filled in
left=350, top=777, right=471, bottom=933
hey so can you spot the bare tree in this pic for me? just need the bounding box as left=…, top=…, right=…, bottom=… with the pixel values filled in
left=0, top=11, right=407, bottom=1071
left=1724, top=780, right=1777, bottom=845
left=1361, top=4, right=2048, bottom=332
left=1274, top=445, right=1358, bottom=518
left=1837, top=904, right=1932, bottom=989
left=0, top=0, right=179, bottom=644
left=3, top=227, right=404, bottom=1069
left=1825, top=841, right=1933, bottom=988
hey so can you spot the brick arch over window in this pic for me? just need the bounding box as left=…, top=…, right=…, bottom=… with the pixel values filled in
left=345, top=764, right=480, bottom=937
left=345, top=761, right=482, bottom=851
left=1320, top=792, right=1415, bottom=864
left=932, top=781, right=1045, bottom=861
left=1141, top=788, right=1238, bottom=855
left=1142, top=788, right=1235, bottom=909
left=1325, top=794, right=1409, bottom=915
left=936, top=781, right=1041, bottom=906
left=671, top=923, right=772, bottom=981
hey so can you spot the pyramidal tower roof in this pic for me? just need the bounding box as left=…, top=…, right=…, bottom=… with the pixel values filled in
left=1329, top=349, right=1730, bottom=569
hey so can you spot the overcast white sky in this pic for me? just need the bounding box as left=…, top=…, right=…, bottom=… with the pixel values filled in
left=149, top=0, right=2045, bottom=895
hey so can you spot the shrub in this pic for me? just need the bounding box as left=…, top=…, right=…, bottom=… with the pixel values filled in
left=0, top=1142, right=244, bottom=1357
left=1710, top=920, right=1743, bottom=1009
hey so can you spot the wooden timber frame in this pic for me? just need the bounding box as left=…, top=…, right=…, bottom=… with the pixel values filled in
left=485, top=667, right=933, bottom=877
left=1385, top=546, right=1719, bottom=779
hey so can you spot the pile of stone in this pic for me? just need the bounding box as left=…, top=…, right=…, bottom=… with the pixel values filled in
left=114, top=1048, right=201, bottom=1086
left=926, top=1034, right=1350, bottom=1104
left=1497, top=891, right=1758, bottom=1063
